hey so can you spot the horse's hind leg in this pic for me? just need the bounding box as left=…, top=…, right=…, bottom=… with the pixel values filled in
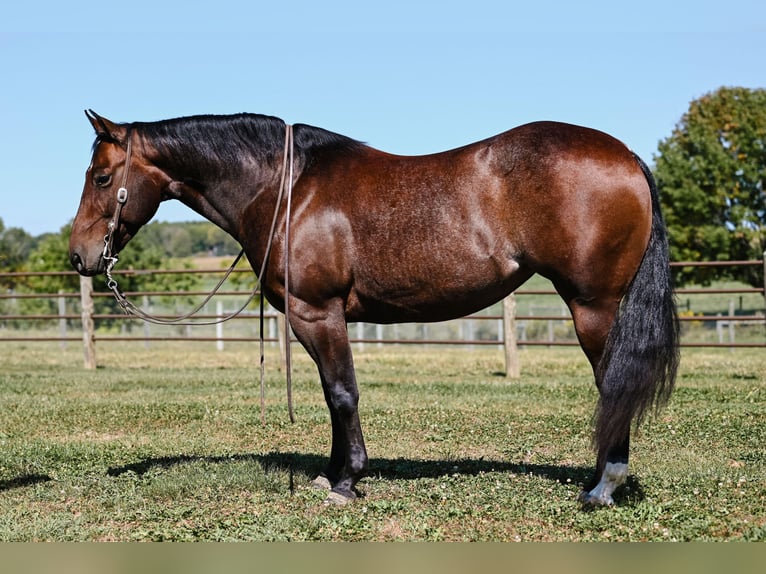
left=567, top=299, right=630, bottom=506
left=580, top=438, right=629, bottom=506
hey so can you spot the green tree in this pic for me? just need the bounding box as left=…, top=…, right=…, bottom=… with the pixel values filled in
left=654, top=86, right=766, bottom=287
left=132, top=220, right=241, bottom=257
left=204, top=224, right=241, bottom=255
left=12, top=224, right=79, bottom=319
left=0, top=218, right=36, bottom=276
left=0, top=219, right=37, bottom=317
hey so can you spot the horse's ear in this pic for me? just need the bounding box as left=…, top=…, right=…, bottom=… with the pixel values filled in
left=85, top=109, right=126, bottom=143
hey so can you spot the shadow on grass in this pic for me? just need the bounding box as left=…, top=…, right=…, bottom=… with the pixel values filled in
left=0, top=453, right=642, bottom=505
left=0, top=473, right=52, bottom=491
left=105, top=450, right=644, bottom=505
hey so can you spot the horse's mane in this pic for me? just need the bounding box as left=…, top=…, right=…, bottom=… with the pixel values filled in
left=123, top=113, right=364, bottom=178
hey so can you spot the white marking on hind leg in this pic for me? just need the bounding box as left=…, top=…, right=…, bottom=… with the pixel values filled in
left=579, top=462, right=628, bottom=506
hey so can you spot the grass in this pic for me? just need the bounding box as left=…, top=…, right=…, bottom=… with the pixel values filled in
left=0, top=342, right=764, bottom=541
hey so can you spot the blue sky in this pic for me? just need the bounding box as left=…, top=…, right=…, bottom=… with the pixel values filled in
left=1, top=0, right=764, bottom=235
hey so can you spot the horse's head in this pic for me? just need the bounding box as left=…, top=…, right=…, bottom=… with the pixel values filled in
left=69, top=110, right=167, bottom=276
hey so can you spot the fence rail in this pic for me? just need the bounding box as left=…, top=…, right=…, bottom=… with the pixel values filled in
left=2, top=259, right=764, bottom=369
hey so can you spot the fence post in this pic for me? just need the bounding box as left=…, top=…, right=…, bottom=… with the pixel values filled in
left=79, top=275, right=96, bottom=370
left=277, top=313, right=286, bottom=370
left=268, top=305, right=277, bottom=345
left=216, top=300, right=224, bottom=351
left=503, top=294, right=520, bottom=379
left=58, top=290, right=67, bottom=350
left=716, top=313, right=723, bottom=344
left=356, top=322, right=365, bottom=350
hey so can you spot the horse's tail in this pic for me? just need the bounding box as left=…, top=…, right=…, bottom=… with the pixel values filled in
left=594, top=153, right=680, bottom=464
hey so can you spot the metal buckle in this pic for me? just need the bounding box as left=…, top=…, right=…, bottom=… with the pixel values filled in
left=102, top=234, right=111, bottom=258
left=116, top=187, right=128, bottom=204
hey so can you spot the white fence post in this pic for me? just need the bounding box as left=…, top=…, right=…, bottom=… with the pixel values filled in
left=216, top=300, right=224, bottom=351
left=503, top=295, right=520, bottom=379
left=268, top=305, right=277, bottom=345
left=356, top=322, right=365, bottom=350
left=277, top=312, right=287, bottom=370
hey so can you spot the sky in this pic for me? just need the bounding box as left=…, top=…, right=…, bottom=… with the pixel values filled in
left=1, top=0, right=764, bottom=236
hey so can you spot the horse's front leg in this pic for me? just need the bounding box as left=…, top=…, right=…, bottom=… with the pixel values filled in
left=288, top=301, right=368, bottom=505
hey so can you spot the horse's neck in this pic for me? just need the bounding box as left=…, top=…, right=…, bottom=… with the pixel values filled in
left=166, top=159, right=282, bottom=241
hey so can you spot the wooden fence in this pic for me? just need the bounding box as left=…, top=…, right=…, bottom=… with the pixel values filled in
left=1, top=259, right=764, bottom=372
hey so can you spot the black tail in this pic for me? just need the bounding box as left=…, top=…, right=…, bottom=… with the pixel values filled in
left=594, top=154, right=680, bottom=465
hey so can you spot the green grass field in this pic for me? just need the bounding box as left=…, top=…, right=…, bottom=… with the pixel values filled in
left=0, top=342, right=764, bottom=541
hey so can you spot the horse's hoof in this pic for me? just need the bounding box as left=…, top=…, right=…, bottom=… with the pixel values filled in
left=578, top=490, right=614, bottom=507
left=312, top=475, right=332, bottom=490
left=323, top=490, right=356, bottom=506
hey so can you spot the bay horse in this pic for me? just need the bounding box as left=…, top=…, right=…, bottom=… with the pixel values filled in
left=69, top=111, right=679, bottom=507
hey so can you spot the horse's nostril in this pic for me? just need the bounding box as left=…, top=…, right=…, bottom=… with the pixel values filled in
left=71, top=253, right=84, bottom=273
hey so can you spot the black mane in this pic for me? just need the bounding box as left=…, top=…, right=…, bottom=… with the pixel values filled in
left=126, top=113, right=365, bottom=179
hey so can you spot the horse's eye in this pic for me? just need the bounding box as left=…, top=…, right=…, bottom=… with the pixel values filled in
left=94, top=174, right=112, bottom=188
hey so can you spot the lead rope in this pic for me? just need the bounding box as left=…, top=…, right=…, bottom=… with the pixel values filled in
left=106, top=250, right=251, bottom=325
left=261, top=124, right=295, bottom=424
left=103, top=124, right=296, bottom=424
left=283, top=125, right=295, bottom=423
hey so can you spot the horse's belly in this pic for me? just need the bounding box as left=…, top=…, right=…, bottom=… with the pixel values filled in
left=346, top=257, right=531, bottom=324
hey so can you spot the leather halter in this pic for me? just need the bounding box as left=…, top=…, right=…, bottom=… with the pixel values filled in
left=101, top=131, right=132, bottom=287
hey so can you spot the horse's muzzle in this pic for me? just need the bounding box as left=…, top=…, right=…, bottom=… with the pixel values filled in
left=69, top=251, right=103, bottom=276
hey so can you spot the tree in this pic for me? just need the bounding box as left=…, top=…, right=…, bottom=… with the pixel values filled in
left=131, top=220, right=241, bottom=257
left=654, top=86, right=766, bottom=287
left=0, top=218, right=36, bottom=276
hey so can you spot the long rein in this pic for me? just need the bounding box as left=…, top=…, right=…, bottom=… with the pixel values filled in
left=101, top=124, right=296, bottom=423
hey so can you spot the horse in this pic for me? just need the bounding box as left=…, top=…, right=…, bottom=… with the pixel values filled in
left=69, top=110, right=679, bottom=507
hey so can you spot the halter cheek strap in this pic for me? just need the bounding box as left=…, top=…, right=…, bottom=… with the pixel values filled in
left=102, top=132, right=132, bottom=288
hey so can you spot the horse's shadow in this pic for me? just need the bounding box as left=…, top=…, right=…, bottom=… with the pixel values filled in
left=104, top=451, right=645, bottom=505
left=0, top=452, right=644, bottom=505
left=0, top=473, right=52, bottom=491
